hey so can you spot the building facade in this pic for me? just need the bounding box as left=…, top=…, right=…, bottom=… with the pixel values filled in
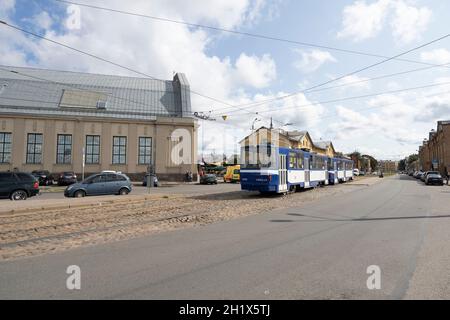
left=0, top=66, right=198, bottom=181
left=418, top=120, right=450, bottom=175
left=240, top=127, right=337, bottom=158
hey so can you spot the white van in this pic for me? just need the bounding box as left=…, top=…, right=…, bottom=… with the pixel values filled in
left=353, top=168, right=360, bottom=176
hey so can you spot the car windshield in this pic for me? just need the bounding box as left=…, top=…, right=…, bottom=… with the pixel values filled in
left=428, top=174, right=441, bottom=178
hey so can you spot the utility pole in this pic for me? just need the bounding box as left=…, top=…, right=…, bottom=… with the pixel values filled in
left=81, top=147, right=85, bottom=181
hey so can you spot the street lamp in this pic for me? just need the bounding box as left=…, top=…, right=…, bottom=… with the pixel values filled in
left=251, top=118, right=261, bottom=131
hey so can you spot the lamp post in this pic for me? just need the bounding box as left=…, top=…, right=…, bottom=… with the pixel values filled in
left=251, top=118, right=261, bottom=131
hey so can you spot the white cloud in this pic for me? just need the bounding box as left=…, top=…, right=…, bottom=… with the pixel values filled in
left=0, top=0, right=286, bottom=157
left=293, top=49, right=337, bottom=73
left=337, top=0, right=390, bottom=41
left=337, top=0, right=432, bottom=44
left=0, top=0, right=15, bottom=17
left=420, top=49, right=450, bottom=65
left=32, top=11, right=53, bottom=30
left=390, top=0, right=432, bottom=44
left=234, top=53, right=277, bottom=88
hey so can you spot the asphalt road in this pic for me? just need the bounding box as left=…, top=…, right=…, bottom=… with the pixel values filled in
left=1, top=175, right=450, bottom=299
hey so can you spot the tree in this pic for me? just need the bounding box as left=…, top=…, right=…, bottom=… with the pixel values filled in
left=398, top=159, right=406, bottom=171
left=407, top=154, right=419, bottom=165
left=361, top=154, right=378, bottom=172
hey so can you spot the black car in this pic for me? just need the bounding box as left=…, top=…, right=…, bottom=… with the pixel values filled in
left=0, top=172, right=40, bottom=200
left=58, top=171, right=77, bottom=186
left=425, top=173, right=444, bottom=185
left=200, top=174, right=218, bottom=185
left=32, top=170, right=53, bottom=186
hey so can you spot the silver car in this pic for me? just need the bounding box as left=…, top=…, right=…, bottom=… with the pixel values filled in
left=64, top=172, right=132, bottom=197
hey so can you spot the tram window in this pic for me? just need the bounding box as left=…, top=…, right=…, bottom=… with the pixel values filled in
left=297, top=153, right=304, bottom=169
left=327, top=159, right=334, bottom=170
left=289, top=152, right=297, bottom=168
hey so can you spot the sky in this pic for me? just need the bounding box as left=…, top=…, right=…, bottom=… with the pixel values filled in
left=1, top=0, right=450, bottom=160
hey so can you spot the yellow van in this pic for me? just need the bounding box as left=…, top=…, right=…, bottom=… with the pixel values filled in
left=224, top=165, right=240, bottom=183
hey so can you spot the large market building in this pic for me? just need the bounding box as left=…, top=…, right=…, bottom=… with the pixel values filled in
left=0, top=66, right=198, bottom=181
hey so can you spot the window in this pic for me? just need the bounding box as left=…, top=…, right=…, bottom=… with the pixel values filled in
left=297, top=152, right=304, bottom=169
left=57, top=134, right=72, bottom=164
left=26, top=133, right=43, bottom=164
left=92, top=175, right=106, bottom=183
left=289, top=152, right=297, bottom=169
left=0, top=172, right=14, bottom=182
left=85, top=135, right=100, bottom=164
left=327, top=158, right=334, bottom=170
left=0, top=132, right=11, bottom=163
left=112, top=136, right=127, bottom=164
left=15, top=172, right=35, bottom=182
left=310, top=155, right=325, bottom=170
left=138, top=137, right=152, bottom=165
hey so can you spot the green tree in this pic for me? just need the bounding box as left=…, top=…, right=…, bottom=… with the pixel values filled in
left=398, top=159, right=406, bottom=171
left=407, top=154, right=419, bottom=165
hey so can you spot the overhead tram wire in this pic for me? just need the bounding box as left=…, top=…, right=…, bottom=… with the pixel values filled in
left=3, top=19, right=449, bottom=132
left=300, top=88, right=450, bottom=126
left=52, top=0, right=450, bottom=119
left=223, top=80, right=450, bottom=116
left=0, top=20, right=237, bottom=111
left=209, top=61, right=450, bottom=115
left=53, top=0, right=450, bottom=70
left=0, top=20, right=290, bottom=125
left=209, top=32, right=450, bottom=115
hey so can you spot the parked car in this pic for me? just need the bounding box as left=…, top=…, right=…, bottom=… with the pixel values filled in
left=58, top=171, right=77, bottom=186
left=31, top=170, right=53, bottom=186
left=353, top=168, right=360, bottom=176
left=425, top=173, right=444, bottom=185
left=422, top=171, right=440, bottom=183
left=0, top=172, right=40, bottom=200
left=142, top=173, right=159, bottom=187
left=200, top=174, right=218, bottom=185
left=359, top=171, right=366, bottom=176
left=64, top=172, right=132, bottom=197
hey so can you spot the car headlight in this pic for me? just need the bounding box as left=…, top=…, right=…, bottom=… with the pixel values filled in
left=67, top=185, right=74, bottom=191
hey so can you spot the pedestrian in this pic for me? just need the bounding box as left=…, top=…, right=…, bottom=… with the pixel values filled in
left=445, top=166, right=449, bottom=186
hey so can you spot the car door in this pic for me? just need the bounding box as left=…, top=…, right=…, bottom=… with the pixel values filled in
left=86, top=174, right=107, bottom=195
left=0, top=172, right=16, bottom=197
left=105, top=174, right=120, bottom=194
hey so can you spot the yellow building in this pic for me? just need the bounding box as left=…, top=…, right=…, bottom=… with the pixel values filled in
left=240, top=127, right=336, bottom=158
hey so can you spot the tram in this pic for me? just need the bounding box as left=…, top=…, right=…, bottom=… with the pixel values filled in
left=240, top=144, right=353, bottom=194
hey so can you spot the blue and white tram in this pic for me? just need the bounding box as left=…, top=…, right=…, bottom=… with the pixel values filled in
left=240, top=145, right=353, bottom=194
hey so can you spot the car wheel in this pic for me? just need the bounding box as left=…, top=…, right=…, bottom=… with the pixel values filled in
left=119, top=188, right=129, bottom=195
left=10, top=190, right=28, bottom=201
left=74, top=190, right=85, bottom=198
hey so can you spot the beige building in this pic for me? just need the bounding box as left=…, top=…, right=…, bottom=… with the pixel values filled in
left=240, top=127, right=336, bottom=158
left=0, top=66, right=198, bottom=181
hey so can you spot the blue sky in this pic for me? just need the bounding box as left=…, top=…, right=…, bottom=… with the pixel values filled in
left=1, top=0, right=450, bottom=160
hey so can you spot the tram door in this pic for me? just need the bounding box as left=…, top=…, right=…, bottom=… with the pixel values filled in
left=278, top=154, right=287, bottom=192
left=304, top=156, right=310, bottom=188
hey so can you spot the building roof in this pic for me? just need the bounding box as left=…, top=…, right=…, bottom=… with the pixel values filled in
left=313, top=140, right=332, bottom=150
left=0, top=66, right=192, bottom=121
